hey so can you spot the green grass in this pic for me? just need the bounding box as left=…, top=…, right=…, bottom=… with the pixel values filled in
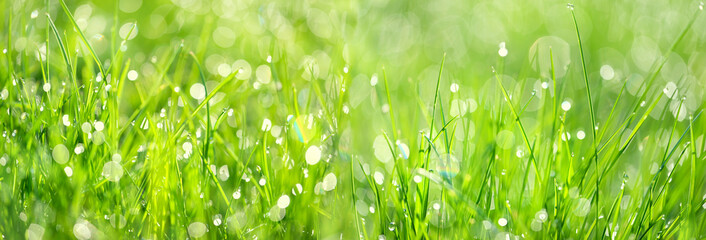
left=1, top=0, right=706, bottom=239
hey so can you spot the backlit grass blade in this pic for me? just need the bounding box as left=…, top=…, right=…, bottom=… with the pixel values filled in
left=58, top=0, right=106, bottom=78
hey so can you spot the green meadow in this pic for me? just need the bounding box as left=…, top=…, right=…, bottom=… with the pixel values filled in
left=1, top=0, right=706, bottom=238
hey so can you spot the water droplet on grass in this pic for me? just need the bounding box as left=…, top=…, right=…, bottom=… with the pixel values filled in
left=94, top=121, right=104, bottom=131
left=26, top=223, right=44, bottom=240
left=62, top=114, right=71, bottom=126
left=256, top=65, right=272, bottom=84
left=271, top=125, right=282, bottom=138
left=373, top=135, right=393, bottom=163
left=498, top=218, right=508, bottom=226
left=64, top=166, right=73, bottom=177
left=576, top=130, right=586, bottom=140
left=561, top=101, right=572, bottom=111
left=93, top=132, right=105, bottom=145
left=374, top=171, right=385, bottom=185
left=182, top=142, right=193, bottom=155
left=188, top=222, right=207, bottom=238
left=277, top=195, right=291, bottom=208
left=81, top=122, right=92, bottom=133
left=269, top=205, right=286, bottom=221
left=663, top=82, right=677, bottom=98
left=190, top=83, right=206, bottom=100
left=531, top=219, right=542, bottom=231
left=600, top=65, right=615, bottom=80
left=127, top=70, right=138, bottom=81
left=218, top=165, right=230, bottom=181
left=370, top=74, right=378, bottom=86
left=536, top=209, right=548, bottom=222
left=52, top=144, right=69, bottom=164
left=450, top=83, right=459, bottom=93
left=261, top=118, right=272, bottom=131
left=232, top=59, right=252, bottom=80
left=73, top=221, right=92, bottom=240
left=305, top=146, right=321, bottom=165
left=102, top=161, right=124, bottom=182
left=498, top=46, right=508, bottom=57
left=323, top=173, right=337, bottom=191
left=119, top=23, right=138, bottom=40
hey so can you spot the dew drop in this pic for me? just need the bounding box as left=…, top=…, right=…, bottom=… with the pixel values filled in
left=269, top=205, right=286, bottom=221
left=370, top=74, right=378, bottom=86
left=52, top=144, right=70, bottom=164
left=188, top=222, right=207, bottom=238
left=277, top=195, right=291, bottom=208
left=26, top=223, right=45, bottom=240
left=190, top=83, right=206, bottom=100
left=232, top=189, right=241, bottom=199
left=323, top=173, right=337, bottom=191
left=498, top=218, right=508, bottom=227
left=600, top=65, right=614, bottom=80
left=450, top=83, right=459, bottom=93
left=102, top=161, right=124, bottom=182
left=305, top=146, right=322, bottom=165
left=127, top=70, right=138, bottom=81
left=561, top=101, right=572, bottom=111
left=73, top=221, right=92, bottom=240
left=374, top=171, right=385, bottom=185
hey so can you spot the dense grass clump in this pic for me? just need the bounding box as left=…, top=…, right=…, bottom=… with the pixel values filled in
left=1, top=0, right=706, bottom=239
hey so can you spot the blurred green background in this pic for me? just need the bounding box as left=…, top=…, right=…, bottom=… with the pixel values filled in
left=1, top=0, right=706, bottom=239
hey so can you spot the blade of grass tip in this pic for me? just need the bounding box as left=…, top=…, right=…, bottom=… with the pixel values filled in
left=58, top=0, right=106, bottom=78
left=45, top=0, right=51, bottom=95
left=597, top=82, right=627, bottom=142
left=570, top=7, right=600, bottom=235
left=46, top=14, right=83, bottom=108
left=491, top=66, right=543, bottom=186
left=550, top=47, right=558, bottom=127
left=168, top=54, right=231, bottom=141
left=46, top=14, right=73, bottom=78
left=600, top=174, right=627, bottom=240
left=189, top=52, right=212, bottom=163
left=110, top=22, right=136, bottom=73
left=631, top=7, right=700, bottom=116
left=687, top=113, right=696, bottom=221
left=420, top=53, right=446, bottom=222
left=382, top=66, right=398, bottom=141
left=350, top=157, right=368, bottom=240
left=189, top=70, right=238, bottom=119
